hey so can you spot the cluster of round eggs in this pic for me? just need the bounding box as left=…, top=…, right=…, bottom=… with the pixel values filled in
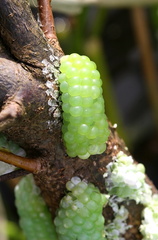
left=54, top=177, right=108, bottom=240
left=15, top=175, right=58, bottom=240
left=58, top=53, right=110, bottom=159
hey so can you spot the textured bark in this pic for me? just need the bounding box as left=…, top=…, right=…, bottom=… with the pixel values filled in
left=37, top=0, right=63, bottom=52
left=0, top=1, right=157, bottom=240
left=0, top=0, right=63, bottom=77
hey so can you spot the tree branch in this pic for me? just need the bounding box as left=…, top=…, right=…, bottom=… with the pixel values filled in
left=0, top=151, right=41, bottom=173
left=37, top=0, right=63, bottom=53
left=0, top=0, right=62, bottom=69
left=38, top=0, right=56, bottom=40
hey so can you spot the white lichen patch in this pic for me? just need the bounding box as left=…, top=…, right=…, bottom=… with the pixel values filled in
left=104, top=151, right=152, bottom=205
left=105, top=196, right=131, bottom=240
left=140, top=194, right=158, bottom=240
left=104, top=151, right=158, bottom=239
left=42, top=54, right=61, bottom=118
left=42, top=58, right=60, bottom=81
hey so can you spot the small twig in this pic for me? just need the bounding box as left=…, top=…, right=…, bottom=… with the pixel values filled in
left=0, top=169, right=29, bottom=182
left=0, top=151, right=41, bottom=173
left=37, top=0, right=62, bottom=52
left=37, top=0, right=56, bottom=40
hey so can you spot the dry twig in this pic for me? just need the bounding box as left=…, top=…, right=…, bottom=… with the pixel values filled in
left=0, top=151, right=41, bottom=173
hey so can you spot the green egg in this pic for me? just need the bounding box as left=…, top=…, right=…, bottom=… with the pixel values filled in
left=84, top=61, right=97, bottom=70
left=60, top=61, right=72, bottom=72
left=82, top=108, right=93, bottom=117
left=78, top=124, right=89, bottom=135
left=67, top=123, right=77, bottom=133
left=82, top=77, right=92, bottom=85
left=66, top=67, right=77, bottom=78
left=62, top=103, right=70, bottom=113
left=69, top=53, right=80, bottom=60
left=58, top=73, right=67, bottom=83
left=61, top=93, right=70, bottom=103
left=93, top=101, right=104, bottom=114
left=91, top=78, right=102, bottom=87
left=68, top=85, right=81, bottom=96
left=88, top=144, right=100, bottom=155
left=60, top=81, right=69, bottom=93
left=74, top=134, right=87, bottom=144
left=62, top=112, right=70, bottom=122
left=83, top=117, right=94, bottom=125
left=79, top=68, right=92, bottom=78
left=69, top=96, right=82, bottom=106
left=80, top=85, right=92, bottom=98
left=82, top=97, right=93, bottom=107
left=91, top=86, right=101, bottom=99
left=64, top=132, right=75, bottom=143
left=69, top=106, right=83, bottom=117
left=98, top=143, right=106, bottom=154
left=91, top=70, right=100, bottom=79
left=68, top=76, right=81, bottom=86
left=87, top=126, right=98, bottom=139
left=77, top=146, right=88, bottom=156
left=78, top=152, right=90, bottom=160
left=73, top=59, right=85, bottom=69
left=69, top=116, right=83, bottom=126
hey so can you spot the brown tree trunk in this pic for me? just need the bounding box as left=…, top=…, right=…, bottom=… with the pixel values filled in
left=0, top=1, right=157, bottom=239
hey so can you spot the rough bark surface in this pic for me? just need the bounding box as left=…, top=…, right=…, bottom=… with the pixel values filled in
left=0, top=1, right=157, bottom=240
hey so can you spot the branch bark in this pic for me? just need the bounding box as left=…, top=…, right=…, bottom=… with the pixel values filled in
left=37, top=0, right=63, bottom=52
left=0, top=0, right=63, bottom=77
left=0, top=151, right=41, bottom=173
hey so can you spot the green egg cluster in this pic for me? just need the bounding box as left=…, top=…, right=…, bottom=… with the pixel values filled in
left=15, top=174, right=58, bottom=240
left=59, top=53, right=110, bottom=159
left=54, top=176, right=108, bottom=240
